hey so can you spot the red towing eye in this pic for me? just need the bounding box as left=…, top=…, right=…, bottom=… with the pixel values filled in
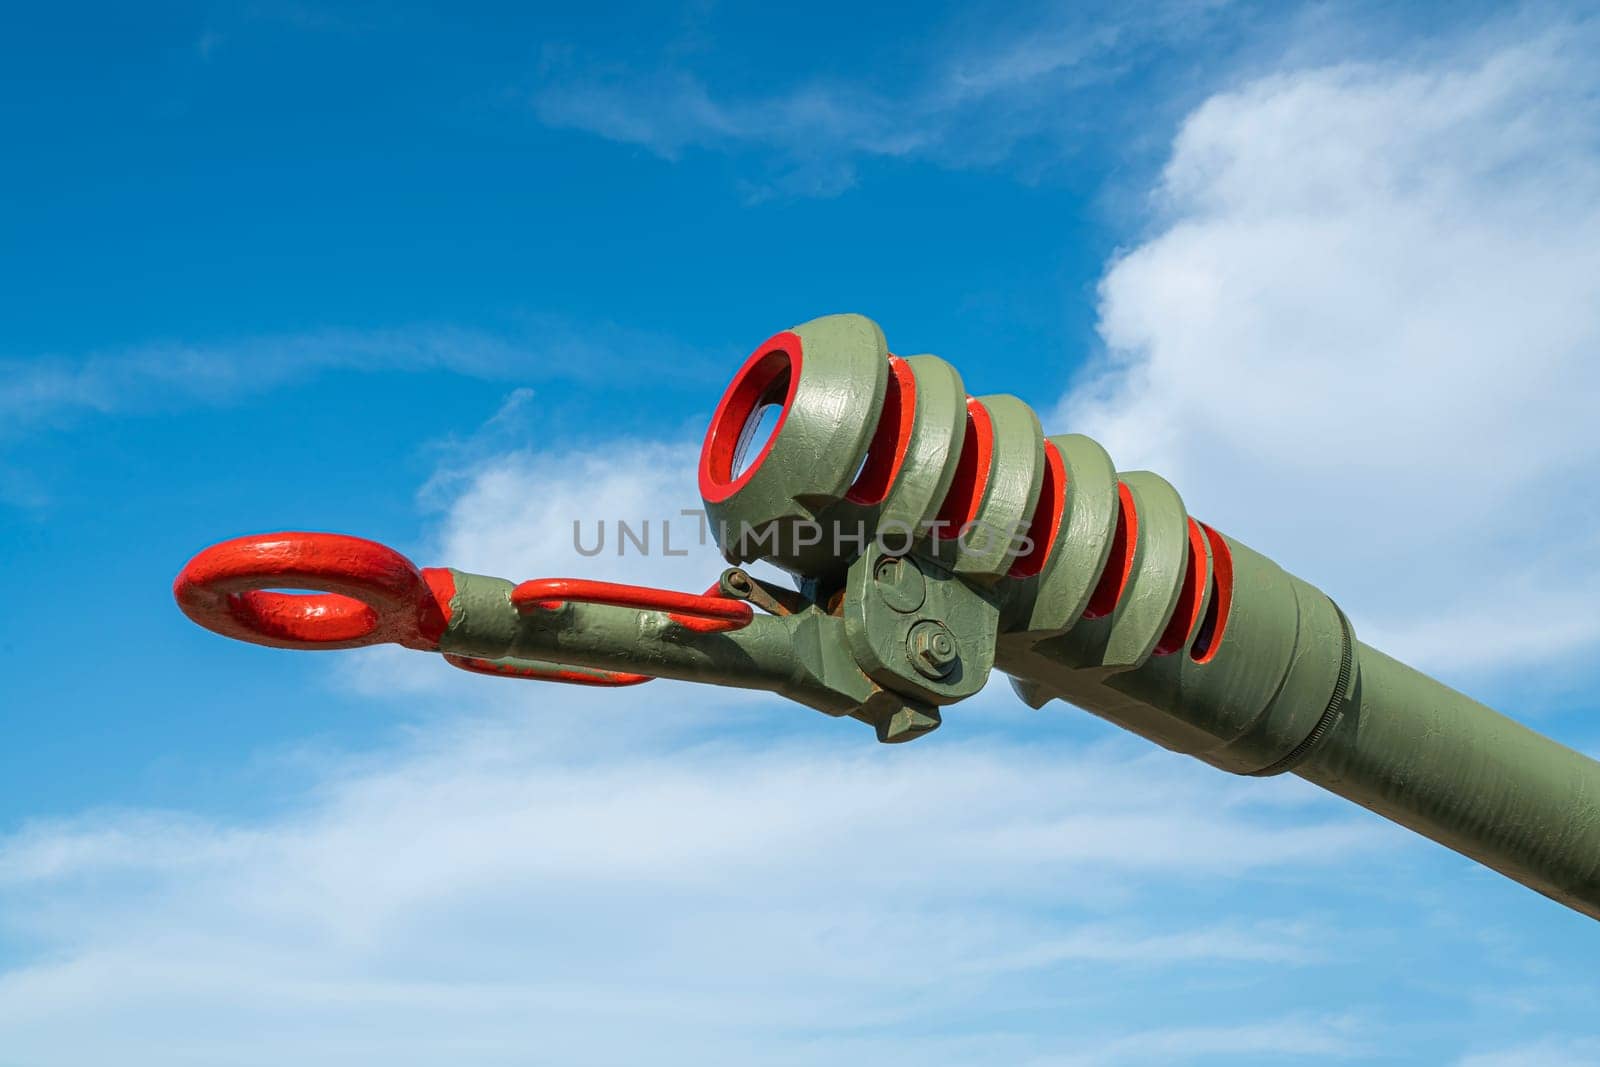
left=173, top=532, right=750, bottom=685
left=172, top=532, right=453, bottom=652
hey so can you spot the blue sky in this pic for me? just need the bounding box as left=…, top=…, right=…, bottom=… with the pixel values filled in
left=3, top=2, right=1600, bottom=1063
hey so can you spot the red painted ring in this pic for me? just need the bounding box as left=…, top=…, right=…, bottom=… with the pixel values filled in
left=698, top=331, right=804, bottom=504
left=173, top=532, right=450, bottom=651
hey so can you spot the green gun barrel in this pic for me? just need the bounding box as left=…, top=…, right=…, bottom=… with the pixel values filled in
left=697, top=314, right=1600, bottom=919
left=173, top=311, right=1600, bottom=921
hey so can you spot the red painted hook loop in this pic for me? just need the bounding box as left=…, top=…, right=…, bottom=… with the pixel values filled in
left=173, top=532, right=451, bottom=651
left=443, top=654, right=652, bottom=687
left=455, top=577, right=750, bottom=686
left=510, top=578, right=754, bottom=634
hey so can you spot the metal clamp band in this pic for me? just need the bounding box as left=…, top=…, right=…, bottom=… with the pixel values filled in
left=1246, top=601, right=1356, bottom=778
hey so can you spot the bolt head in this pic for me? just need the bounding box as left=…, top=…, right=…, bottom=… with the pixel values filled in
left=907, top=620, right=958, bottom=679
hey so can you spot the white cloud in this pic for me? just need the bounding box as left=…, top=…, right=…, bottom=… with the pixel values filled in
left=1458, top=1037, right=1600, bottom=1067
left=10, top=14, right=1600, bottom=1065
left=0, top=704, right=1382, bottom=1065
left=429, top=440, right=719, bottom=586
left=0, top=436, right=1399, bottom=1065
left=12, top=394, right=1597, bottom=1062
left=339, top=438, right=761, bottom=725
left=1064, top=27, right=1600, bottom=675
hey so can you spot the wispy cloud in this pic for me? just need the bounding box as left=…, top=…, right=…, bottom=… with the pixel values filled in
left=0, top=440, right=1387, bottom=1064
left=1, top=326, right=515, bottom=434
left=1039, top=1015, right=1367, bottom=1065
left=1458, top=1037, right=1600, bottom=1067
left=0, top=406, right=1582, bottom=1063
left=531, top=1, right=1239, bottom=198
left=1, top=316, right=722, bottom=439
left=9, top=9, right=1600, bottom=1063
left=0, top=315, right=729, bottom=513
left=0, top=701, right=1380, bottom=1063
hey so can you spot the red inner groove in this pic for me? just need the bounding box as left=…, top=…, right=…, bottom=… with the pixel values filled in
left=698, top=332, right=803, bottom=505
left=932, top=398, right=995, bottom=539
left=846, top=356, right=918, bottom=505
left=1008, top=441, right=1066, bottom=579
left=1154, top=518, right=1209, bottom=655
left=1083, top=482, right=1138, bottom=619
left=1190, top=522, right=1234, bottom=663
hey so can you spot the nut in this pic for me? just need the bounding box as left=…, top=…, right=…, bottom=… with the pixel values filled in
left=907, top=620, right=959, bottom=679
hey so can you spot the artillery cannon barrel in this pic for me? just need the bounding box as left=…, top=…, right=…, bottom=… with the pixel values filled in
left=699, top=314, right=1600, bottom=918
left=172, top=312, right=1600, bottom=921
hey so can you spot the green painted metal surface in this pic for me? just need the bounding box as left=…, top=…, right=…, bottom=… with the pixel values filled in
left=175, top=311, right=1600, bottom=920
